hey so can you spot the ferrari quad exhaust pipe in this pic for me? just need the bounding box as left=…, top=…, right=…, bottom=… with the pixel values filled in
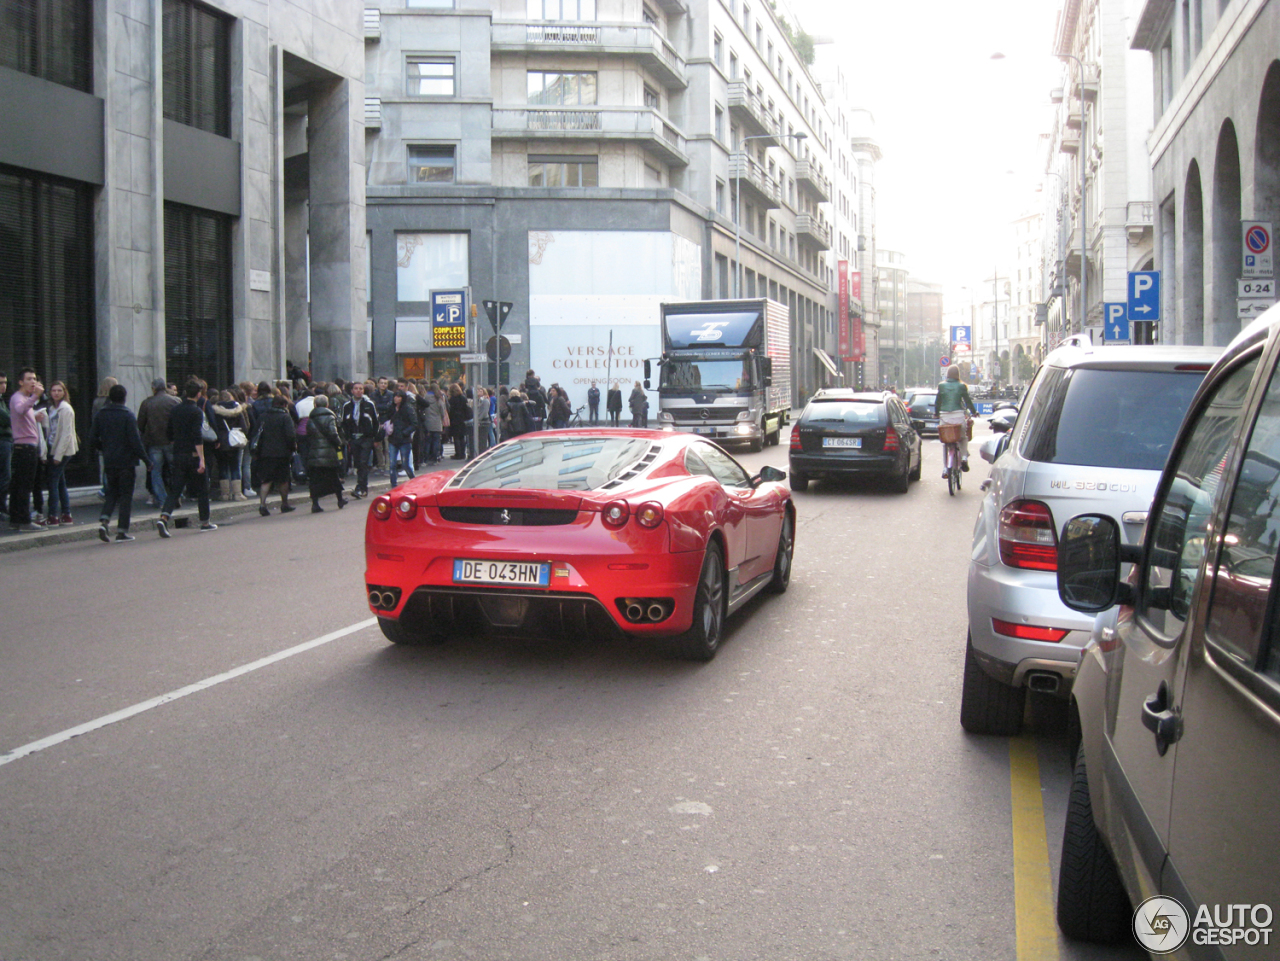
left=368, top=589, right=400, bottom=610
left=622, top=599, right=672, bottom=623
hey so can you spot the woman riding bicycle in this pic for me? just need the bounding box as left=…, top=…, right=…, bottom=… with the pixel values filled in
left=934, top=364, right=977, bottom=475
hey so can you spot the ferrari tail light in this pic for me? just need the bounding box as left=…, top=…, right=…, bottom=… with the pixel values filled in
left=372, top=495, right=392, bottom=520
left=883, top=428, right=899, bottom=452
left=790, top=429, right=802, bottom=451
left=395, top=494, right=418, bottom=521
left=992, top=618, right=1070, bottom=642
left=999, top=499, right=1057, bottom=570
left=602, top=499, right=630, bottom=529
left=635, top=501, right=664, bottom=529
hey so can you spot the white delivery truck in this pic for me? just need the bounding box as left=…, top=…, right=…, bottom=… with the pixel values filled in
left=645, top=299, right=792, bottom=451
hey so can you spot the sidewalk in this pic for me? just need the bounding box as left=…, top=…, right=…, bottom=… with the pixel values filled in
left=0, top=462, right=452, bottom=554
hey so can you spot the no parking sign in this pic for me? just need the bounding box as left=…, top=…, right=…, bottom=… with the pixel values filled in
left=1243, top=222, right=1273, bottom=278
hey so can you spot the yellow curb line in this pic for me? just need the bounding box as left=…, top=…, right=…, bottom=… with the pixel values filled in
left=1010, top=735, right=1059, bottom=960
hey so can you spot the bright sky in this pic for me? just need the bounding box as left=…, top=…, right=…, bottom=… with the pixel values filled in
left=793, top=0, right=1064, bottom=298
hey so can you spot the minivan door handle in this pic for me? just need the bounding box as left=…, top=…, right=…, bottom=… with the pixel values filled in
left=1141, top=681, right=1182, bottom=756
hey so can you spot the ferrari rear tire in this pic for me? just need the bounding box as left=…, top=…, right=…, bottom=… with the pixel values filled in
left=378, top=617, right=444, bottom=646
left=789, top=470, right=808, bottom=492
left=766, top=513, right=794, bottom=594
left=675, top=542, right=726, bottom=661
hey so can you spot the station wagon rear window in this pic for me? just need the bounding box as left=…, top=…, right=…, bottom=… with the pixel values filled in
left=1020, top=368, right=1204, bottom=470
left=458, top=436, right=652, bottom=491
left=803, top=402, right=887, bottom=428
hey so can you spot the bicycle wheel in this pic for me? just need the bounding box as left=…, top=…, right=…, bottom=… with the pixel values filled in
left=947, top=465, right=956, bottom=496
left=945, top=443, right=956, bottom=496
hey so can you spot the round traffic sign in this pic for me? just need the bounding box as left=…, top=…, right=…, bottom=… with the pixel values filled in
left=1246, top=225, right=1271, bottom=254
left=486, top=335, right=512, bottom=362
left=939, top=356, right=950, bottom=367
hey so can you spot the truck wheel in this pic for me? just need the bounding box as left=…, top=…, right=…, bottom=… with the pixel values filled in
left=748, top=422, right=765, bottom=453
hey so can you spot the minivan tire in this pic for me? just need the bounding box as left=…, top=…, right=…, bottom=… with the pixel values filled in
left=1057, top=747, right=1131, bottom=943
left=960, top=634, right=1025, bottom=735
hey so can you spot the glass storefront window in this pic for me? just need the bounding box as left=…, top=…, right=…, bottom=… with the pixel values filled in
left=395, top=232, right=469, bottom=302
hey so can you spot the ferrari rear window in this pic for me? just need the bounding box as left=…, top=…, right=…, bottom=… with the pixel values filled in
left=802, top=401, right=886, bottom=428
left=457, top=436, right=654, bottom=491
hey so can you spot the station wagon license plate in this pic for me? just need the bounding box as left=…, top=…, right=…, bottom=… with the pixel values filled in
left=823, top=437, right=862, bottom=448
left=453, top=559, right=550, bottom=587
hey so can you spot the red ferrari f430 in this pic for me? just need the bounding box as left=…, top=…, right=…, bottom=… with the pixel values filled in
left=364, top=429, right=795, bottom=660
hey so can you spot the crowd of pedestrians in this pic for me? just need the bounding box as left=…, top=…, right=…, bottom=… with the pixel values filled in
left=1, top=364, right=640, bottom=543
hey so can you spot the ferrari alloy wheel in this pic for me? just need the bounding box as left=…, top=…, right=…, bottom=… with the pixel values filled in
left=767, top=513, right=794, bottom=594
left=676, top=542, right=726, bottom=661
left=378, top=617, right=444, bottom=646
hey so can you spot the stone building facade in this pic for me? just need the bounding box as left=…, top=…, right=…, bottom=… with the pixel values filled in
left=1132, top=0, right=1280, bottom=345
left=0, top=0, right=367, bottom=483
left=363, top=0, right=871, bottom=405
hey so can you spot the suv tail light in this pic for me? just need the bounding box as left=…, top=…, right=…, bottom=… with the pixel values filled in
left=992, top=618, right=1070, bottom=642
left=883, top=428, right=899, bottom=452
left=790, top=429, right=802, bottom=451
left=999, top=499, right=1057, bottom=570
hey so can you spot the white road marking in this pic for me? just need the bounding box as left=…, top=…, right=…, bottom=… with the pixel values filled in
left=0, top=617, right=377, bottom=768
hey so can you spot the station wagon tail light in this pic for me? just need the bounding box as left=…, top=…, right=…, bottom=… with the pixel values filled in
left=790, top=429, right=802, bottom=451
left=992, top=618, right=1070, bottom=642
left=883, top=428, right=899, bottom=452
left=395, top=494, right=418, bottom=521
left=635, top=501, right=664, bottom=529
left=999, top=499, right=1057, bottom=570
left=372, top=495, right=393, bottom=520
left=602, top=499, right=630, bottom=529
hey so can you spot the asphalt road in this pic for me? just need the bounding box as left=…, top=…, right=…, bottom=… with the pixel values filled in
left=0, top=426, right=1147, bottom=961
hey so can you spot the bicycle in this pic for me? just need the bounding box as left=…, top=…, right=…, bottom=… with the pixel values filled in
left=938, top=421, right=968, bottom=496
left=568, top=405, right=586, bottom=428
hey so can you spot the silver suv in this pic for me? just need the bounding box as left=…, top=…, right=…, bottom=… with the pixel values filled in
left=960, top=341, right=1221, bottom=735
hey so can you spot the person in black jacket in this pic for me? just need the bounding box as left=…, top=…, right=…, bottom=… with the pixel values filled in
left=587, top=382, right=600, bottom=426
left=606, top=382, right=623, bottom=426
left=505, top=389, right=532, bottom=438
left=157, top=380, right=217, bottom=537
left=447, top=383, right=471, bottom=459
left=254, top=394, right=299, bottom=516
left=388, top=391, right=417, bottom=486
left=340, top=381, right=379, bottom=498
left=89, top=384, right=152, bottom=542
left=305, top=396, right=346, bottom=512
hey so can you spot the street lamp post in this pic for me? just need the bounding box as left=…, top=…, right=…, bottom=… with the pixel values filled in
left=734, top=131, right=806, bottom=298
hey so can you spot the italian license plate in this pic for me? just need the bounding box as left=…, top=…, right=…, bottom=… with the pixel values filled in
left=824, top=437, right=862, bottom=448
left=453, top=559, right=550, bottom=587
left=693, top=426, right=714, bottom=435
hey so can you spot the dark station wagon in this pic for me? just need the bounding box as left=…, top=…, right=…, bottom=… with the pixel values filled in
left=788, top=389, right=921, bottom=493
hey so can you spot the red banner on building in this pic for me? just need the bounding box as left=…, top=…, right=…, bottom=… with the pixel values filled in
left=850, top=317, right=864, bottom=362
left=849, top=270, right=862, bottom=303
left=838, top=259, right=850, bottom=358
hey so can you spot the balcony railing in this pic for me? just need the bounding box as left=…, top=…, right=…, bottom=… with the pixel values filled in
left=491, top=107, right=689, bottom=166
left=729, top=153, right=780, bottom=208
left=491, top=21, right=687, bottom=88
left=727, top=80, right=777, bottom=142
left=794, top=159, right=830, bottom=202
left=795, top=213, right=831, bottom=249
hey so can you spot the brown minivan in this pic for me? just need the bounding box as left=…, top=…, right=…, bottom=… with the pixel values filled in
left=1054, top=303, right=1280, bottom=958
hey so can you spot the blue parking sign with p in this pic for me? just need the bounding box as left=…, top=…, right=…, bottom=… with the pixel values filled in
left=1104, top=303, right=1129, bottom=342
left=1128, top=270, right=1160, bottom=321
